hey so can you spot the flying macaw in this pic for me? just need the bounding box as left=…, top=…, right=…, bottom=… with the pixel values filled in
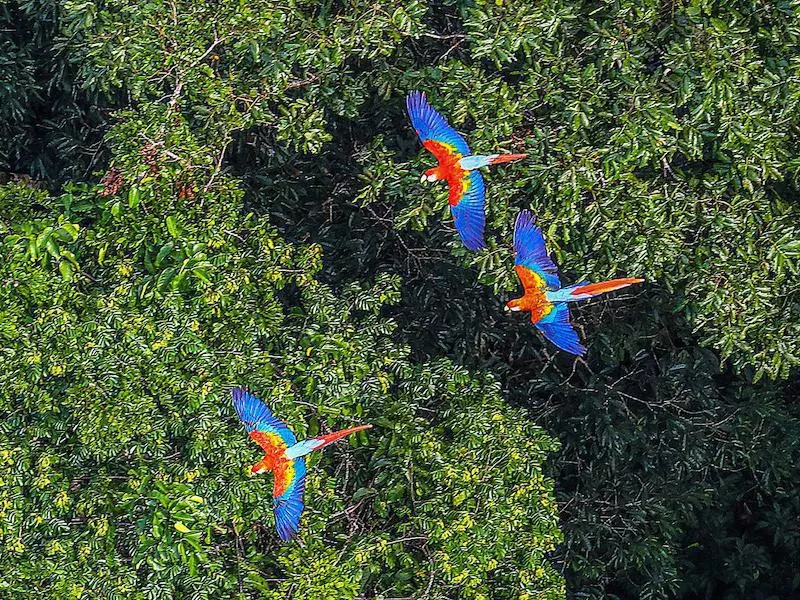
left=505, top=210, right=644, bottom=355
left=232, top=388, right=372, bottom=541
left=406, top=91, right=527, bottom=251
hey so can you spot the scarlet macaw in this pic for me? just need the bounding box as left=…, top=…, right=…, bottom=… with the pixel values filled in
left=232, top=388, right=371, bottom=541
left=506, top=210, right=644, bottom=355
left=406, top=91, right=527, bottom=251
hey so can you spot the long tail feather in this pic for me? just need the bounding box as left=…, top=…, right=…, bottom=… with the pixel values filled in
left=313, top=424, right=372, bottom=450
left=286, top=424, right=372, bottom=459
left=488, top=153, right=528, bottom=165
left=570, top=278, right=644, bottom=298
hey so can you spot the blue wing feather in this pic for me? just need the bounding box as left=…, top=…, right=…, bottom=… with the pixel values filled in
left=274, top=458, right=306, bottom=541
left=406, top=91, right=471, bottom=156
left=535, top=304, right=586, bottom=356
left=451, top=170, right=486, bottom=251
left=513, top=210, right=560, bottom=289
left=231, top=388, right=297, bottom=446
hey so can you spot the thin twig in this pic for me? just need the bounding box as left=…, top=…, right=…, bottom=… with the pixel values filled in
left=204, top=142, right=228, bottom=191
left=422, top=32, right=467, bottom=40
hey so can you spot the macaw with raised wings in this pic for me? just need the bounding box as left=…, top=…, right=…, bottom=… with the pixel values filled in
left=406, top=91, right=527, bottom=251
left=232, top=388, right=371, bottom=541
left=506, top=210, right=643, bottom=356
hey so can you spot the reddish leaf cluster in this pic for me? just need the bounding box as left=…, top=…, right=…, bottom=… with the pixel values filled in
left=99, top=168, right=123, bottom=197
left=177, top=181, right=196, bottom=201
left=141, top=143, right=160, bottom=175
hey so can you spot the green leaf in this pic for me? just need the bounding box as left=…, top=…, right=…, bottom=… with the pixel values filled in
left=192, top=267, right=210, bottom=284
left=128, top=186, right=141, bottom=209
left=157, top=268, right=176, bottom=292
left=58, top=260, right=73, bottom=281
left=46, top=237, right=61, bottom=259
left=173, top=522, right=190, bottom=534
left=166, top=216, right=180, bottom=238
left=155, top=242, right=174, bottom=266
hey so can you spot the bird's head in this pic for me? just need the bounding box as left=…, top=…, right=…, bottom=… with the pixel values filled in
left=421, top=168, right=439, bottom=183
left=505, top=298, right=524, bottom=313
left=250, top=457, right=271, bottom=475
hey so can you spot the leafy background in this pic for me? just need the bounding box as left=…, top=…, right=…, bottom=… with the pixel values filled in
left=2, top=0, right=800, bottom=598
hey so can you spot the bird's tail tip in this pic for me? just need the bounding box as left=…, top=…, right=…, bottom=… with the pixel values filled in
left=570, top=278, right=644, bottom=297
left=316, top=423, right=373, bottom=446
left=344, top=424, right=373, bottom=432
left=489, top=153, right=528, bottom=165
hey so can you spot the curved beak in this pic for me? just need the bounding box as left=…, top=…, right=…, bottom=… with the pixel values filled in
left=503, top=305, right=511, bottom=313
left=420, top=173, right=427, bottom=183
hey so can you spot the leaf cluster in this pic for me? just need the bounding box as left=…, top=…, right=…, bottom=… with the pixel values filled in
left=0, top=61, right=562, bottom=597
left=3, top=0, right=800, bottom=598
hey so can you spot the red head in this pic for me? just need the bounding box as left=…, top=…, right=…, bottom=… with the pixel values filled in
left=251, top=455, right=276, bottom=474
left=504, top=296, right=547, bottom=323
left=505, top=298, right=524, bottom=313
left=421, top=167, right=440, bottom=183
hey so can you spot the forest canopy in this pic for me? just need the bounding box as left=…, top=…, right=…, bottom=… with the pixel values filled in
left=2, top=0, right=800, bottom=599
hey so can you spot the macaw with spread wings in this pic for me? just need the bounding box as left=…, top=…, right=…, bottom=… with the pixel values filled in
left=232, top=388, right=371, bottom=541
left=406, top=91, right=527, bottom=251
left=505, top=210, right=644, bottom=355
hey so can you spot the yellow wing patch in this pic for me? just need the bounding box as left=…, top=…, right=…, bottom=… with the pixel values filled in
left=423, top=139, right=462, bottom=164
left=515, top=265, right=547, bottom=294
left=250, top=431, right=288, bottom=454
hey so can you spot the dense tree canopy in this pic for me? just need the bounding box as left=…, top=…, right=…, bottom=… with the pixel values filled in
left=0, top=115, right=563, bottom=598
left=2, top=0, right=800, bottom=598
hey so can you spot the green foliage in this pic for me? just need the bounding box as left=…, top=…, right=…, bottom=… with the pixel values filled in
left=0, top=1, right=118, bottom=182
left=3, top=0, right=800, bottom=598
left=7, top=0, right=800, bottom=380
left=501, top=315, right=800, bottom=599
left=359, top=0, right=800, bottom=380
left=0, top=79, right=562, bottom=596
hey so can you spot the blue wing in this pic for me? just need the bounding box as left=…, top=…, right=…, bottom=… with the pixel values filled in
left=513, top=210, right=560, bottom=289
left=535, top=303, right=586, bottom=356
left=231, top=388, right=297, bottom=446
left=273, top=457, right=306, bottom=541
left=406, top=91, right=471, bottom=157
left=450, top=170, right=486, bottom=251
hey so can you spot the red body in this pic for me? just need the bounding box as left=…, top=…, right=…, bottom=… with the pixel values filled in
left=506, top=266, right=553, bottom=324
left=250, top=430, right=285, bottom=473
left=422, top=140, right=468, bottom=206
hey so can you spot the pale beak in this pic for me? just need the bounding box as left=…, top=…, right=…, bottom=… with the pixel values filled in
left=504, top=305, right=511, bottom=312
left=420, top=174, right=427, bottom=183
